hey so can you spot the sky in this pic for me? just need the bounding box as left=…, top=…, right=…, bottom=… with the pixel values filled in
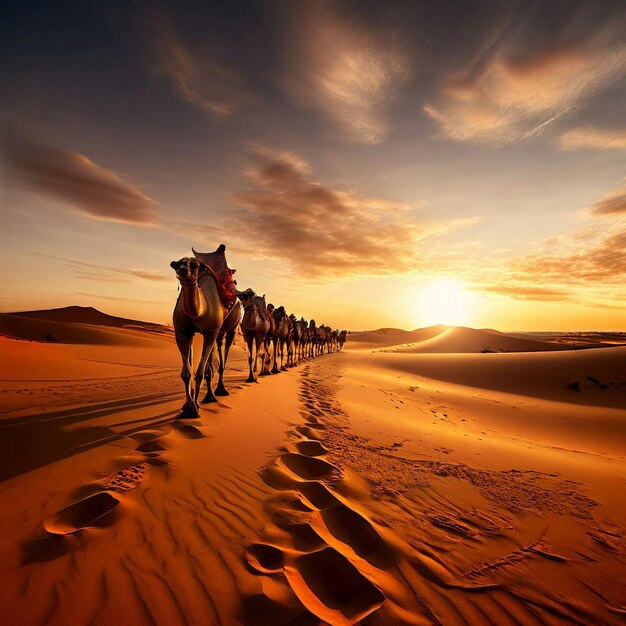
left=1, top=0, right=625, bottom=331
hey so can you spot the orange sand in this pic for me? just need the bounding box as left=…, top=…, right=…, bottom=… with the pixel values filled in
left=1, top=310, right=625, bottom=625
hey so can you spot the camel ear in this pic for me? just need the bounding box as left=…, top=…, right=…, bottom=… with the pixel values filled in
left=170, top=260, right=180, bottom=270
left=190, top=258, right=200, bottom=270
left=231, top=269, right=236, bottom=275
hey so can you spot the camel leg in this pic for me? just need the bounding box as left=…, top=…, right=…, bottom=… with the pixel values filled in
left=280, top=339, right=287, bottom=371
left=176, top=330, right=197, bottom=418
left=271, top=337, right=280, bottom=374
left=201, top=345, right=216, bottom=403
left=215, top=331, right=233, bottom=396
left=197, top=329, right=219, bottom=405
left=245, top=334, right=256, bottom=383
left=258, top=335, right=269, bottom=377
left=261, top=338, right=271, bottom=376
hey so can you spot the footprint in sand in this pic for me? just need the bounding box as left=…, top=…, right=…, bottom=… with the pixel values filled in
left=320, top=506, right=384, bottom=558
left=293, top=440, right=328, bottom=457
left=279, top=453, right=339, bottom=481
left=246, top=543, right=285, bottom=574
left=136, top=440, right=167, bottom=453
left=44, top=492, right=120, bottom=535
left=171, top=421, right=206, bottom=438
left=296, top=425, right=324, bottom=440
left=246, top=543, right=385, bottom=626
left=296, top=481, right=385, bottom=558
left=101, top=463, right=148, bottom=492
left=287, top=547, right=385, bottom=626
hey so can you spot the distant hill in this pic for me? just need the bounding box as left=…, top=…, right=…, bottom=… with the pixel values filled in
left=8, top=306, right=166, bottom=330
left=347, top=324, right=609, bottom=353
left=0, top=306, right=170, bottom=345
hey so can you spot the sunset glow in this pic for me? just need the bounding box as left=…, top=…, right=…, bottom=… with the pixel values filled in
left=1, top=1, right=624, bottom=331
left=417, top=279, right=473, bottom=327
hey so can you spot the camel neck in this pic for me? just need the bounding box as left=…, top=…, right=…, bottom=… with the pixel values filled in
left=180, top=279, right=205, bottom=319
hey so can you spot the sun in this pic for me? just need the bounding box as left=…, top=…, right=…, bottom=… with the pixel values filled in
left=416, top=278, right=472, bottom=327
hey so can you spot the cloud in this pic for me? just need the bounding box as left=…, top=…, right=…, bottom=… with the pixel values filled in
left=147, top=7, right=245, bottom=117
left=43, top=255, right=169, bottom=283
left=425, top=27, right=626, bottom=143
left=465, top=182, right=626, bottom=305
left=2, top=130, right=157, bottom=225
left=281, top=2, right=409, bottom=143
left=76, top=292, right=163, bottom=304
left=510, top=225, right=626, bottom=285
left=587, top=183, right=626, bottom=216
left=560, top=126, right=626, bottom=150
left=223, top=147, right=474, bottom=278
left=472, top=284, right=571, bottom=302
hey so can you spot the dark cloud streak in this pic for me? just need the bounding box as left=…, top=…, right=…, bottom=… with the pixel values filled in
left=2, top=130, right=157, bottom=225
left=224, top=147, right=472, bottom=278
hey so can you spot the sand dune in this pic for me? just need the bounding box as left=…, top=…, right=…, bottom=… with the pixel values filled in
left=348, top=325, right=446, bottom=346
left=1, top=306, right=171, bottom=346
left=390, top=325, right=579, bottom=353
left=0, top=313, right=624, bottom=625
left=9, top=305, right=167, bottom=330
left=375, top=345, right=626, bottom=409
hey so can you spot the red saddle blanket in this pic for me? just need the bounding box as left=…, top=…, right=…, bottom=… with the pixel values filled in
left=192, top=244, right=238, bottom=311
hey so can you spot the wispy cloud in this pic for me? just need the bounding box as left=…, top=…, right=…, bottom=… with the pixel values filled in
left=424, top=21, right=626, bottom=143
left=223, top=146, right=474, bottom=277
left=472, top=284, right=571, bottom=302
left=76, top=292, right=163, bottom=304
left=147, top=6, right=245, bottom=117
left=499, top=189, right=626, bottom=287
left=281, top=2, right=410, bottom=143
left=587, top=182, right=626, bottom=216
left=2, top=129, right=156, bottom=225
left=43, top=255, right=169, bottom=283
left=560, top=126, right=626, bottom=150
left=466, top=181, right=626, bottom=304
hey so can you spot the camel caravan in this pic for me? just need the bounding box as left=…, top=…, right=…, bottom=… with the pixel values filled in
left=170, top=244, right=347, bottom=417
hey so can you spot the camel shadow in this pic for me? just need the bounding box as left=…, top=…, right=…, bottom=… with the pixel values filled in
left=0, top=393, right=181, bottom=482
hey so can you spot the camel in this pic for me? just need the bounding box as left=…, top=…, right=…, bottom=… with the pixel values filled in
left=170, top=257, right=224, bottom=417
left=288, top=313, right=300, bottom=366
left=299, top=317, right=310, bottom=360
left=308, top=320, right=317, bottom=358
left=237, top=288, right=271, bottom=383
left=270, top=306, right=291, bottom=373
left=261, top=303, right=276, bottom=375
left=339, top=329, right=347, bottom=350
left=202, top=296, right=243, bottom=400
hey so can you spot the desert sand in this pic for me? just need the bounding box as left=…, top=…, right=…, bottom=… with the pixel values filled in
left=1, top=308, right=625, bottom=625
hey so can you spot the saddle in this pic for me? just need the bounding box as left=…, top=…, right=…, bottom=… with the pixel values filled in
left=255, top=296, right=272, bottom=324
left=192, top=244, right=238, bottom=311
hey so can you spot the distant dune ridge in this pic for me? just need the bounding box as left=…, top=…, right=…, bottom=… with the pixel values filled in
left=0, top=305, right=170, bottom=345
left=0, top=306, right=625, bottom=625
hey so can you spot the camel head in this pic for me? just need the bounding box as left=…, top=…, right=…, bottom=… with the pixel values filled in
left=267, top=303, right=275, bottom=314
left=236, top=288, right=255, bottom=306
left=170, top=257, right=202, bottom=283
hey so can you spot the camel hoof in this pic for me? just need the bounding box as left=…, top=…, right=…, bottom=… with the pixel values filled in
left=214, top=387, right=229, bottom=396
left=281, top=366, right=287, bottom=371
left=180, top=404, right=200, bottom=419
left=200, top=395, right=218, bottom=404
left=259, top=371, right=270, bottom=377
